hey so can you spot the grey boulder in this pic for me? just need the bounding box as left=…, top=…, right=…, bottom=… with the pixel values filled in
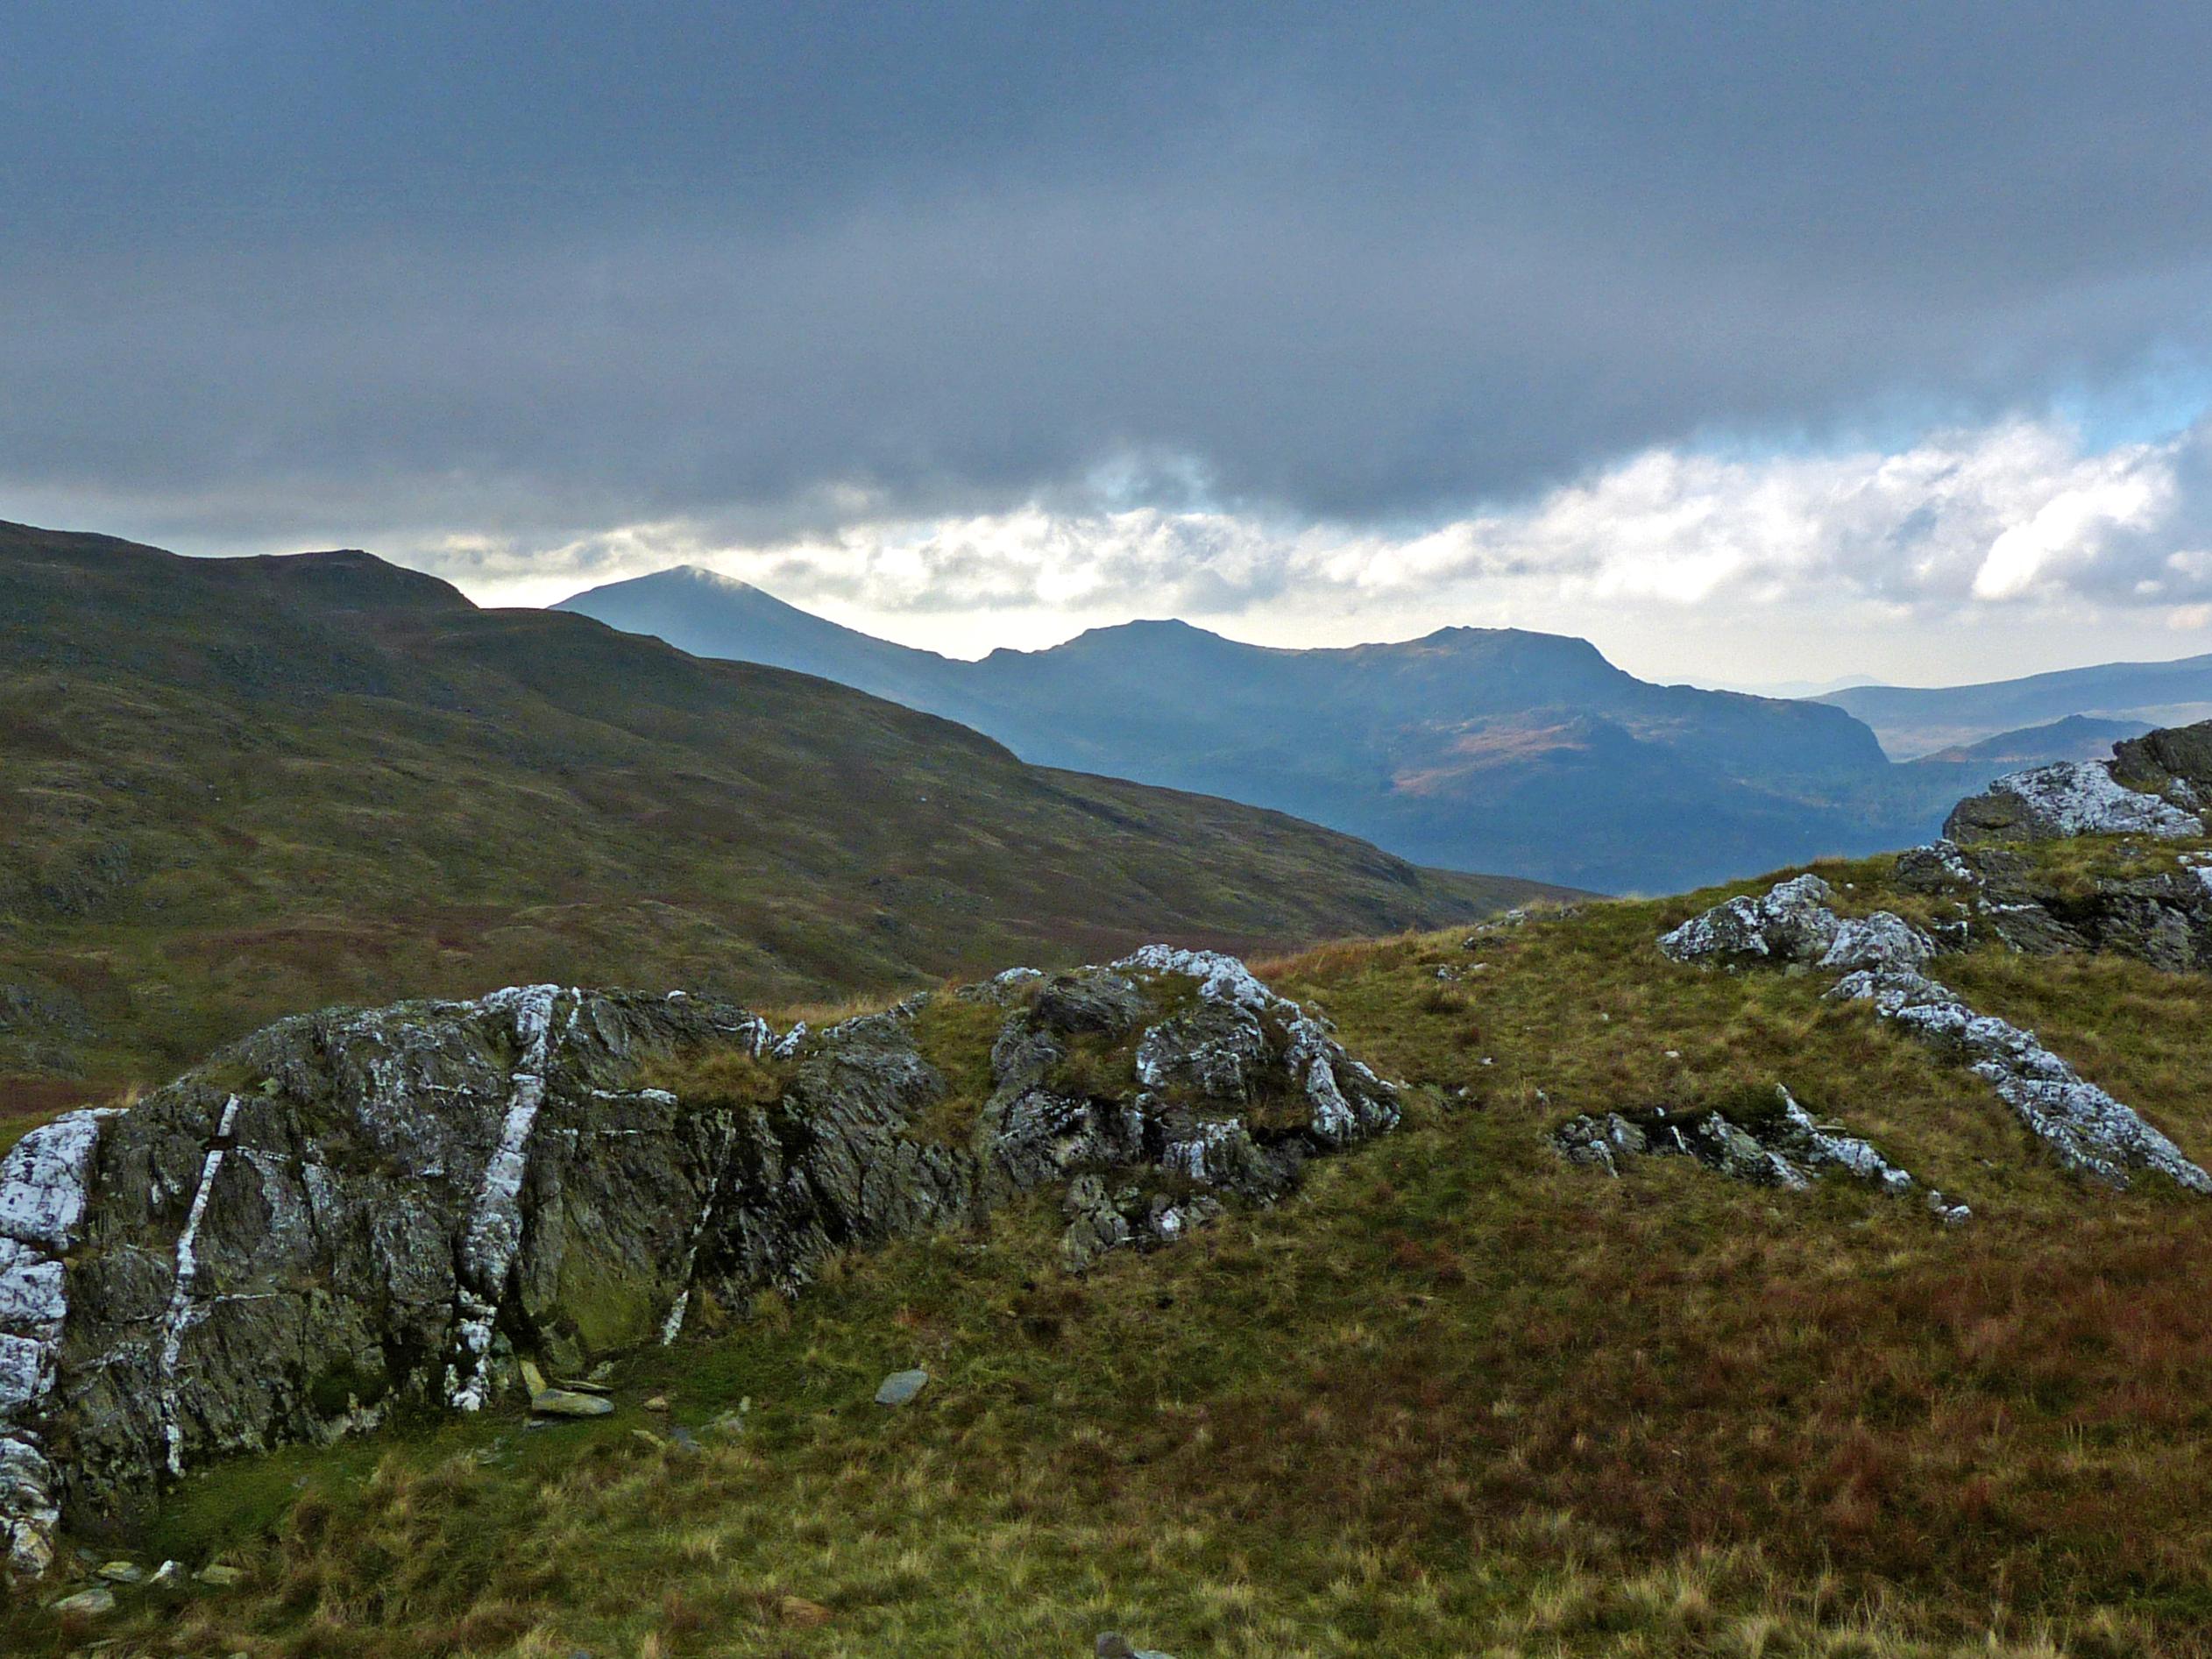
left=1944, top=760, right=2201, bottom=845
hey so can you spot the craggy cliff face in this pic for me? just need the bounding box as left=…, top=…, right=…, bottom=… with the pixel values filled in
left=0, top=949, right=1397, bottom=1577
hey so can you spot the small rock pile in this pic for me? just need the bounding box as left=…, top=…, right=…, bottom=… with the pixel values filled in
left=1556, top=1086, right=1967, bottom=1223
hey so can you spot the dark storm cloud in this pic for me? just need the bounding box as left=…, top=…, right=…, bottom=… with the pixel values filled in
left=4, top=1, right=2212, bottom=548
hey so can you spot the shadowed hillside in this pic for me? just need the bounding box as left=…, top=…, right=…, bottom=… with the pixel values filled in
left=0, top=522, right=1558, bottom=1095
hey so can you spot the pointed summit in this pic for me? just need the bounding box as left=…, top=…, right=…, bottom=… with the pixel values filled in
left=553, top=564, right=962, bottom=710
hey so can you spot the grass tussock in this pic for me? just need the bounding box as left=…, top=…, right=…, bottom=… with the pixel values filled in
left=636, top=1048, right=794, bottom=1110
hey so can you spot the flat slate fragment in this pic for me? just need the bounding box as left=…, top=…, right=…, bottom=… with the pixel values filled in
left=874, top=1368, right=929, bottom=1407
left=530, top=1389, right=616, bottom=1419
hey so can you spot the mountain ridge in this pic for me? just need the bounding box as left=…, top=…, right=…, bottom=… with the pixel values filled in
left=560, top=568, right=1929, bottom=892
left=1819, top=650, right=2212, bottom=757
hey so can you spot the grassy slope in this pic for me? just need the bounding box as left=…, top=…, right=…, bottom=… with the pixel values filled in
left=0, top=521, right=1558, bottom=1114
left=11, top=839, right=2212, bottom=1656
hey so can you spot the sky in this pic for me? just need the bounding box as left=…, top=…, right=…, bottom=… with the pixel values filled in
left=7, top=4, right=2212, bottom=686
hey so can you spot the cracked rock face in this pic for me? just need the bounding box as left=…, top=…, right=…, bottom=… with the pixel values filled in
left=1944, top=759, right=2203, bottom=845
left=1897, top=836, right=2212, bottom=971
left=0, top=950, right=1397, bottom=1576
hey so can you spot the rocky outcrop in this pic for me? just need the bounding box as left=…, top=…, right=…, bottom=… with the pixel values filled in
left=1658, top=874, right=1933, bottom=975
left=1894, top=837, right=2212, bottom=970
left=0, top=949, right=1397, bottom=1577
left=2109, top=719, right=2212, bottom=805
left=1826, top=967, right=2211, bottom=1195
left=1, top=1110, right=116, bottom=1577
left=1906, top=720, right=2212, bottom=964
left=1943, top=759, right=2202, bottom=845
left=1662, top=876, right=2209, bottom=1198
left=1657, top=873, right=1841, bottom=966
left=1555, top=1086, right=1966, bottom=1220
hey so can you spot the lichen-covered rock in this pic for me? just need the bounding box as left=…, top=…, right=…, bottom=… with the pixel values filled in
left=2110, top=719, right=2212, bottom=805
left=1658, top=874, right=1842, bottom=966
left=1943, top=760, right=2202, bottom=845
left=991, top=946, right=1398, bottom=1270
left=1819, top=911, right=1939, bottom=974
left=1555, top=1086, right=1924, bottom=1199
left=1662, top=876, right=1938, bottom=975
left=1826, top=968, right=2211, bottom=1194
left=0, top=951, right=1399, bottom=1575
left=1657, top=874, right=2208, bottom=1202
left=0, top=1109, right=117, bottom=1577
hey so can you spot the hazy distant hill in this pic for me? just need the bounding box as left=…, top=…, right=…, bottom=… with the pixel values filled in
left=560, top=564, right=961, bottom=713
left=1911, top=713, right=2156, bottom=767
left=562, top=567, right=1936, bottom=892
left=1821, top=655, right=2212, bottom=757
left=0, top=523, right=1555, bottom=1088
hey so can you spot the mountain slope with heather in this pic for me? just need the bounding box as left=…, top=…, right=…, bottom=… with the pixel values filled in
left=561, top=567, right=1939, bottom=892
left=11, top=727, right=2212, bottom=1655
left=0, top=521, right=1557, bottom=1097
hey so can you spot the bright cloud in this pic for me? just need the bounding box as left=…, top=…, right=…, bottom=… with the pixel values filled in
left=414, top=413, right=2212, bottom=654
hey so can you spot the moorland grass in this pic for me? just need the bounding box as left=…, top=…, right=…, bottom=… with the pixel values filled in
left=9, top=852, right=2212, bottom=1655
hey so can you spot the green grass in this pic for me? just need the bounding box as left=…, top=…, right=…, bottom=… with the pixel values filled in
left=12, top=853, right=2212, bottom=1654
left=904, top=992, right=1014, bottom=1144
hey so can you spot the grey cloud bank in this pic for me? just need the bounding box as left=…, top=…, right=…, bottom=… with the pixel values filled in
left=5, top=3, right=2212, bottom=677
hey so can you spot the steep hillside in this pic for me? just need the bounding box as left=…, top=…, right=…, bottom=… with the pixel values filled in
left=560, top=570, right=1929, bottom=893
left=1824, top=653, right=2212, bottom=757
left=0, top=522, right=1554, bottom=1096
left=11, top=769, right=2212, bottom=1655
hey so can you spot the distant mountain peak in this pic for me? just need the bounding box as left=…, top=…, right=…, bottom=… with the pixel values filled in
left=672, top=563, right=755, bottom=587
left=620, top=563, right=762, bottom=593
